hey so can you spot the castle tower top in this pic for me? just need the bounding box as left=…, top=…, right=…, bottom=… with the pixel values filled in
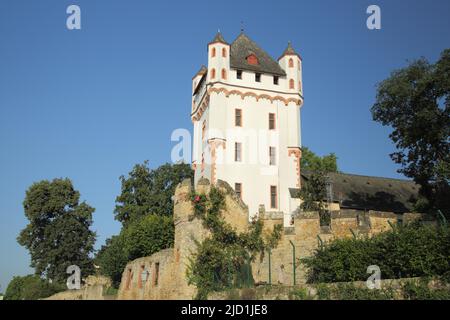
left=209, top=31, right=228, bottom=45
left=192, top=31, right=304, bottom=224
left=278, top=41, right=301, bottom=61
left=230, top=33, right=286, bottom=76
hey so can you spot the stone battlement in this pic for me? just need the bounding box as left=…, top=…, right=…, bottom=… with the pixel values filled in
left=116, top=179, right=435, bottom=299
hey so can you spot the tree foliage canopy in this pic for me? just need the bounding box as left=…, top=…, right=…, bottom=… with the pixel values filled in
left=17, top=178, right=96, bottom=283
left=122, top=214, right=174, bottom=261
left=94, top=235, right=128, bottom=287
left=96, top=212, right=174, bottom=287
left=4, top=275, right=64, bottom=300
left=300, top=147, right=339, bottom=173
left=114, top=161, right=193, bottom=226
left=298, top=147, right=338, bottom=224
left=371, top=49, right=450, bottom=213
left=298, top=170, right=327, bottom=212
left=97, top=162, right=185, bottom=287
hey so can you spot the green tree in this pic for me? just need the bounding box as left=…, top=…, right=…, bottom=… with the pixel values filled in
left=298, top=170, right=330, bottom=225
left=371, top=49, right=450, bottom=214
left=122, top=214, right=174, bottom=260
left=18, top=178, right=96, bottom=283
left=114, top=161, right=193, bottom=225
left=95, top=215, right=174, bottom=287
left=95, top=235, right=128, bottom=288
left=298, top=170, right=327, bottom=212
left=300, top=147, right=339, bottom=173
left=4, top=275, right=64, bottom=300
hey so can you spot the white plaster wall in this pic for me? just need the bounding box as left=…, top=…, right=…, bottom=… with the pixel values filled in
left=192, top=46, right=303, bottom=223
left=210, top=92, right=300, bottom=219
left=207, top=42, right=230, bottom=84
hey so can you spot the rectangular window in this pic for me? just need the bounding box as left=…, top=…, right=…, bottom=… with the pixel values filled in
left=235, top=183, right=242, bottom=199
left=269, top=147, right=276, bottom=165
left=235, top=109, right=242, bottom=127
left=138, top=265, right=145, bottom=289
left=126, top=268, right=132, bottom=290
left=235, top=142, right=242, bottom=162
left=269, top=113, right=275, bottom=130
left=153, top=262, right=159, bottom=286
left=255, top=73, right=261, bottom=82
left=270, top=186, right=277, bottom=209
left=237, top=70, right=242, bottom=79
left=273, top=76, right=279, bottom=85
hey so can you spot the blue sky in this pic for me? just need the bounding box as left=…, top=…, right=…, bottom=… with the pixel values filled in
left=0, top=0, right=449, bottom=292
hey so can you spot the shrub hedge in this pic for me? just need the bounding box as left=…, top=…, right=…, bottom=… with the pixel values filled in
left=302, top=222, right=450, bottom=283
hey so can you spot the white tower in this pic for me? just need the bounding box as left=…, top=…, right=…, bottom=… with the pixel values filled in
left=191, top=32, right=304, bottom=226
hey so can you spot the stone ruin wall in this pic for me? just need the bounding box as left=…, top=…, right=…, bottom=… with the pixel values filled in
left=44, top=275, right=113, bottom=300
left=117, top=178, right=249, bottom=300
left=116, top=179, right=435, bottom=299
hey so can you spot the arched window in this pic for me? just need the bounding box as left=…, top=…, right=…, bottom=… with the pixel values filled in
left=289, top=79, right=294, bottom=89
left=222, top=48, right=227, bottom=57
left=211, top=47, right=216, bottom=57
left=289, top=58, right=294, bottom=68
left=210, top=68, right=216, bottom=79
left=299, top=81, right=302, bottom=92
left=221, top=68, right=227, bottom=80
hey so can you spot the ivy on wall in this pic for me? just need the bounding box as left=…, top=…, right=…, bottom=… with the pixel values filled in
left=187, top=187, right=282, bottom=299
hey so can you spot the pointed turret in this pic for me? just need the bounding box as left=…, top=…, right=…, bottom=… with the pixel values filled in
left=278, top=41, right=303, bottom=94
left=207, top=31, right=230, bottom=83
left=209, top=31, right=228, bottom=45
left=278, top=41, right=301, bottom=60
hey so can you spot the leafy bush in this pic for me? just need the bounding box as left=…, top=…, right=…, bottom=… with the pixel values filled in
left=289, top=287, right=313, bottom=300
left=4, top=275, right=65, bottom=300
left=402, top=278, right=450, bottom=300
left=330, top=283, right=395, bottom=300
left=289, top=279, right=450, bottom=300
left=302, top=222, right=450, bottom=283
left=292, top=283, right=394, bottom=300
left=122, top=215, right=174, bottom=260
left=104, top=286, right=119, bottom=297
left=95, top=235, right=129, bottom=287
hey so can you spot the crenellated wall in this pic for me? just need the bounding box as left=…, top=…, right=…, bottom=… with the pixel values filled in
left=117, top=178, right=249, bottom=300
left=116, top=179, right=435, bottom=299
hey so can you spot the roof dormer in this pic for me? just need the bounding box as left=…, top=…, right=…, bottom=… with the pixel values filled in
left=246, top=53, right=259, bottom=65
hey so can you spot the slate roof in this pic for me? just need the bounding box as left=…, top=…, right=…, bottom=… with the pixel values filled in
left=292, top=171, right=420, bottom=213
left=230, top=33, right=286, bottom=76
left=278, top=41, right=301, bottom=60
left=209, top=32, right=228, bottom=45
left=192, top=65, right=207, bottom=79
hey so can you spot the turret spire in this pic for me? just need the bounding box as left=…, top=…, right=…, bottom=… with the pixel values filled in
left=209, top=31, right=228, bottom=45
left=278, top=41, right=301, bottom=60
